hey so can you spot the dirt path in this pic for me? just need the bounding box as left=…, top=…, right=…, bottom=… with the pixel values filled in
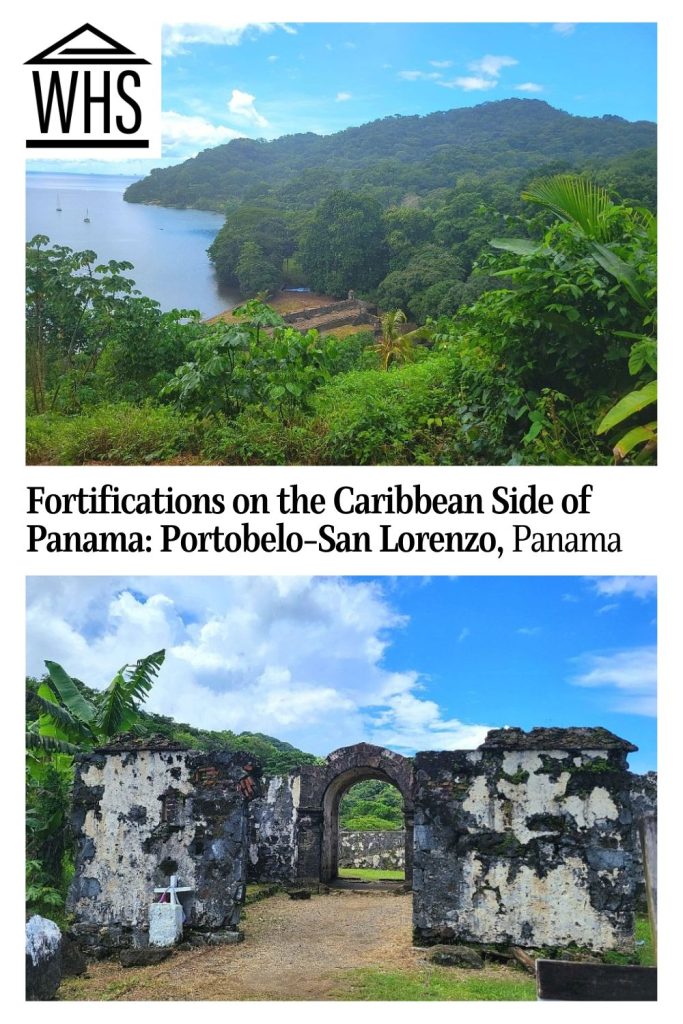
left=60, top=890, right=422, bottom=1001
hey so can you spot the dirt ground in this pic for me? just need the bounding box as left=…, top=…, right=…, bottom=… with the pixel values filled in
left=60, top=889, right=423, bottom=1001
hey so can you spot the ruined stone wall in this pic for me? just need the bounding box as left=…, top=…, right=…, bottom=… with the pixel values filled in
left=629, top=771, right=657, bottom=905
left=339, top=830, right=405, bottom=871
left=282, top=298, right=373, bottom=322
left=413, top=728, right=638, bottom=952
left=248, top=773, right=300, bottom=882
left=68, top=741, right=255, bottom=953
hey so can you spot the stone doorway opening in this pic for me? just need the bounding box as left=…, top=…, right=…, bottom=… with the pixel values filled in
left=317, top=748, right=414, bottom=886
left=336, top=779, right=406, bottom=887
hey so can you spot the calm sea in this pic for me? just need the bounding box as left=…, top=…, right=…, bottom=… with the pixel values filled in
left=26, top=172, right=239, bottom=318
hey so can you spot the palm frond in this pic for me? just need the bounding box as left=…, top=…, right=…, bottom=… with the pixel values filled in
left=521, top=175, right=616, bottom=242
left=631, top=206, right=657, bottom=243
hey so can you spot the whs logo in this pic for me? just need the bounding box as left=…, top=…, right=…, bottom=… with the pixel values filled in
left=25, top=22, right=160, bottom=156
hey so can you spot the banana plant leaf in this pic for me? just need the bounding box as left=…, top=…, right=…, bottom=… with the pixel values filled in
left=597, top=381, right=657, bottom=435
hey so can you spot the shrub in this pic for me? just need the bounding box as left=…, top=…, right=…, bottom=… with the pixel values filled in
left=26, top=403, right=200, bottom=465
left=312, top=354, right=467, bottom=465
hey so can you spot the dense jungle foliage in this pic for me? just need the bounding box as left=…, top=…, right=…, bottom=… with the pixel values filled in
left=26, top=654, right=322, bottom=920
left=125, top=99, right=655, bottom=212
left=26, top=100, right=657, bottom=465
left=126, top=99, right=655, bottom=318
left=339, top=780, right=404, bottom=831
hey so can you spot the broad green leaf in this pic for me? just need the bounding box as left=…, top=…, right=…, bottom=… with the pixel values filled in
left=490, top=238, right=541, bottom=256
left=44, top=661, right=96, bottom=723
left=31, top=692, right=92, bottom=740
left=613, top=423, right=657, bottom=460
left=524, top=421, right=544, bottom=441
left=597, top=381, right=657, bottom=434
left=591, top=243, right=647, bottom=307
left=25, top=730, right=80, bottom=755
left=125, top=650, right=166, bottom=703
left=96, top=670, right=129, bottom=737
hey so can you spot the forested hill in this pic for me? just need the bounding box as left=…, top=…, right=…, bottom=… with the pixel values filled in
left=124, top=99, right=656, bottom=211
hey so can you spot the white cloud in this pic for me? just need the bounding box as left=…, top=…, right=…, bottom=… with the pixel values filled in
left=398, top=70, right=442, bottom=82
left=26, top=577, right=494, bottom=756
left=162, top=22, right=275, bottom=57
left=430, top=60, right=453, bottom=68
left=161, top=111, right=244, bottom=158
left=336, top=92, right=352, bottom=102
left=267, top=55, right=279, bottom=62
left=597, top=604, right=618, bottom=615
left=589, top=577, right=657, bottom=600
left=570, top=646, right=656, bottom=716
left=515, top=82, right=544, bottom=93
left=468, top=55, right=518, bottom=78
left=457, top=628, right=470, bottom=643
left=517, top=626, right=541, bottom=636
left=228, top=89, right=269, bottom=128
left=442, top=76, right=498, bottom=92
left=553, top=23, right=576, bottom=36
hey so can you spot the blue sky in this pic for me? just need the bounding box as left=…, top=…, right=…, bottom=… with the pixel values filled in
left=25, top=576, right=656, bottom=772
left=28, top=21, right=656, bottom=177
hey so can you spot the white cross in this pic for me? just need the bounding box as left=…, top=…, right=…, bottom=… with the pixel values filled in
left=153, top=875, right=193, bottom=905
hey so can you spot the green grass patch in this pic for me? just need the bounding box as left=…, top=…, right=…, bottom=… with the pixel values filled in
left=636, top=914, right=656, bottom=966
left=338, top=867, right=404, bottom=881
left=336, top=966, right=536, bottom=1001
left=245, top=882, right=283, bottom=904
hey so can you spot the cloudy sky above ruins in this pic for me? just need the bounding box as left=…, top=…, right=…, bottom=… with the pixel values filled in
left=25, top=576, right=656, bottom=770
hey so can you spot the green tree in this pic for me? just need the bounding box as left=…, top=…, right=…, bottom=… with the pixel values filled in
left=487, top=174, right=657, bottom=460
left=26, top=236, right=140, bottom=413
left=208, top=204, right=293, bottom=288
left=26, top=651, right=166, bottom=913
left=300, top=191, right=389, bottom=297
left=162, top=323, right=253, bottom=420
left=376, top=244, right=465, bottom=323
left=375, top=309, right=410, bottom=370
left=26, top=237, right=199, bottom=412
left=235, top=241, right=281, bottom=296
left=339, top=780, right=404, bottom=830
left=27, top=650, right=166, bottom=753
left=450, top=175, right=657, bottom=462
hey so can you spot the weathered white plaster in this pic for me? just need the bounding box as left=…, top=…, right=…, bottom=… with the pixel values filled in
left=149, top=903, right=184, bottom=946
left=564, top=787, right=619, bottom=828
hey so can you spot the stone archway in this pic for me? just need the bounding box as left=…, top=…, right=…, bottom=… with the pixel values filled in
left=294, top=743, right=414, bottom=885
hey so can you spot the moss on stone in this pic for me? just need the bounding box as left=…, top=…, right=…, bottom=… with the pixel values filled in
left=500, top=769, right=530, bottom=785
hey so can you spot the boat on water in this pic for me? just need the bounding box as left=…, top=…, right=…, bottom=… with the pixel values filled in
left=83, top=209, right=90, bottom=223
left=56, top=194, right=62, bottom=212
